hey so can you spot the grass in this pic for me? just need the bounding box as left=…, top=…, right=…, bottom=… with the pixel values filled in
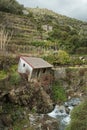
left=10, top=65, right=17, bottom=72
left=0, top=70, right=7, bottom=79
left=9, top=72, right=21, bottom=85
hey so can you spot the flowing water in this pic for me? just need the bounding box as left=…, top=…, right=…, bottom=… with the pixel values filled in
left=48, top=98, right=81, bottom=130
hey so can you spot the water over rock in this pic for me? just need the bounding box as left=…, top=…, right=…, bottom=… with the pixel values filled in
left=47, top=97, right=81, bottom=130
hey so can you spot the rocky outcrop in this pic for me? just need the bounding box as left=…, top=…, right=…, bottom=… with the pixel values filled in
left=0, top=65, right=87, bottom=129
left=0, top=81, right=54, bottom=129
left=8, top=85, right=53, bottom=113
left=0, top=82, right=53, bottom=113
left=0, top=109, right=59, bottom=130
left=29, top=114, right=59, bottom=130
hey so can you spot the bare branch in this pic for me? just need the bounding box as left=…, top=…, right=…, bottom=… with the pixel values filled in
left=0, top=26, right=13, bottom=52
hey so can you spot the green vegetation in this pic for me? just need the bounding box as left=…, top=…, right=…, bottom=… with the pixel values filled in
left=13, top=120, right=33, bottom=130
left=0, top=70, right=7, bottom=79
left=0, top=6, right=87, bottom=55
left=10, top=72, right=21, bottom=85
left=0, top=0, right=24, bottom=14
left=56, top=50, right=71, bottom=65
left=52, top=81, right=67, bottom=102
left=0, top=56, right=18, bottom=71
left=2, top=103, right=32, bottom=130
left=47, top=25, right=86, bottom=54
left=0, top=56, right=21, bottom=85
left=43, top=50, right=87, bottom=66
left=66, top=100, right=87, bottom=130
left=9, top=64, right=21, bottom=85
left=31, top=41, right=46, bottom=47
left=10, top=65, right=18, bottom=72
left=76, top=47, right=87, bottom=54
left=43, top=50, right=71, bottom=65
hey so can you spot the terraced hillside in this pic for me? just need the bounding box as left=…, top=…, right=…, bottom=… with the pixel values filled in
left=0, top=8, right=87, bottom=54
left=0, top=12, right=41, bottom=44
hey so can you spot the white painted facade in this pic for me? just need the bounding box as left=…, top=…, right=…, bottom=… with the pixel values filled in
left=18, top=58, right=33, bottom=80
left=18, top=57, right=52, bottom=81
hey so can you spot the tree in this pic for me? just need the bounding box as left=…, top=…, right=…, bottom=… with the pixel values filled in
left=79, top=38, right=87, bottom=47
left=65, top=35, right=80, bottom=53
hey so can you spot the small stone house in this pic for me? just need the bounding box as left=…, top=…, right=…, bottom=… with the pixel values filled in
left=18, top=56, right=53, bottom=81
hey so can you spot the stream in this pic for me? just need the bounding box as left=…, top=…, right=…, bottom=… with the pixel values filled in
left=28, top=97, right=81, bottom=130
left=47, top=97, right=81, bottom=130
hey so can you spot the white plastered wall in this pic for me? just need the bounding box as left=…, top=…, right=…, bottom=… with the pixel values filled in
left=18, top=58, right=33, bottom=80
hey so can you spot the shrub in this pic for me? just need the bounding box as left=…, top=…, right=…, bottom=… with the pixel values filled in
left=43, top=50, right=70, bottom=65
left=52, top=81, right=67, bottom=102
left=31, top=41, right=45, bottom=47
left=76, top=47, right=87, bottom=54
left=43, top=54, right=55, bottom=64
left=70, top=56, right=86, bottom=66
left=66, top=100, right=87, bottom=130
left=56, top=50, right=70, bottom=65
left=10, top=65, right=17, bottom=72
left=10, top=72, right=21, bottom=85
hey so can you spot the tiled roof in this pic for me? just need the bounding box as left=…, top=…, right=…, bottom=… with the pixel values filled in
left=21, top=56, right=53, bottom=69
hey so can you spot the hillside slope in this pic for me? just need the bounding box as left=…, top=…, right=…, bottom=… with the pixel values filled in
left=0, top=8, right=87, bottom=54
